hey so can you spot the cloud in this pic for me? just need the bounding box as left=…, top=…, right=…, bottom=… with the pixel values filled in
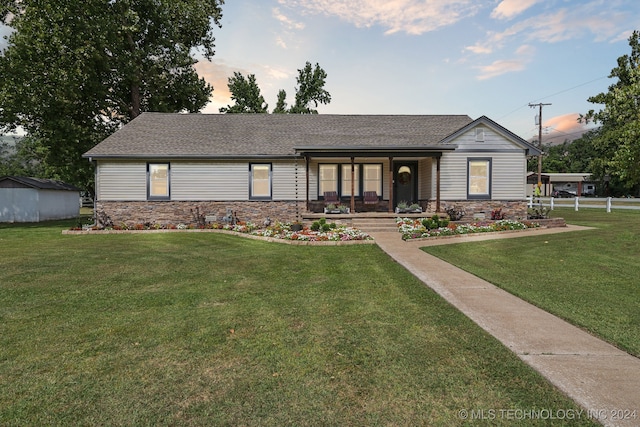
left=543, top=113, right=591, bottom=143
left=272, top=7, right=305, bottom=31
left=491, top=0, right=541, bottom=20
left=277, top=0, right=484, bottom=35
left=469, top=4, right=629, bottom=55
left=474, top=44, right=535, bottom=80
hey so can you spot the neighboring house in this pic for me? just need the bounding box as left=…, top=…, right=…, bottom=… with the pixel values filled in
left=83, top=113, right=541, bottom=226
left=527, top=172, right=595, bottom=197
left=0, top=176, right=80, bottom=222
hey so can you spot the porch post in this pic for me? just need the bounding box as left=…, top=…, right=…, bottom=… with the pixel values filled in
left=305, top=155, right=310, bottom=211
left=350, top=157, right=355, bottom=213
left=436, top=156, right=441, bottom=212
left=388, top=157, right=394, bottom=213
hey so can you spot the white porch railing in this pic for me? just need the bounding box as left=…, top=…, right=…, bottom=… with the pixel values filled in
left=527, top=197, right=640, bottom=213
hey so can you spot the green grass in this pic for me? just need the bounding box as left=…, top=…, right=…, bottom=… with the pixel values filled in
left=0, top=219, right=596, bottom=426
left=423, top=208, right=640, bottom=357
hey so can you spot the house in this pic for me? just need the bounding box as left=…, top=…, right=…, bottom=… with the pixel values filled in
left=83, top=113, right=541, bottom=226
left=0, top=176, right=81, bottom=222
left=526, top=172, right=595, bottom=197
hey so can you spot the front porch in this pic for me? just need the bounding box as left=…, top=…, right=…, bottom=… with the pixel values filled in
left=295, top=149, right=451, bottom=216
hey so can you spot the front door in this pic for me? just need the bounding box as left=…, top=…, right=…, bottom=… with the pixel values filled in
left=393, top=161, right=418, bottom=207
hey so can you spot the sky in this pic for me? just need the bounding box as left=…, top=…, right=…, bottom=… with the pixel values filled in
left=1, top=1, right=638, bottom=144
left=193, top=0, right=640, bottom=143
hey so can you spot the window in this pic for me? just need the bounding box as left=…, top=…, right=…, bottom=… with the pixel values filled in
left=250, top=163, right=271, bottom=199
left=319, top=163, right=383, bottom=197
left=319, top=164, right=338, bottom=196
left=363, top=164, right=382, bottom=194
left=475, top=127, right=485, bottom=142
left=468, top=158, right=491, bottom=199
left=341, top=164, right=360, bottom=196
left=148, top=163, right=170, bottom=200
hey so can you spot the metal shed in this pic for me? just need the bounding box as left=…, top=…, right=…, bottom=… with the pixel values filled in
left=0, top=176, right=80, bottom=222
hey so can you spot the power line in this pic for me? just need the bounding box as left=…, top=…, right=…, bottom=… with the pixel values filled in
left=529, top=75, right=609, bottom=104
left=497, top=75, right=609, bottom=120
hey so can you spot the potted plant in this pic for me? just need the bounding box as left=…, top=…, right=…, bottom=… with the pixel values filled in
left=395, top=201, right=422, bottom=214
left=324, top=204, right=350, bottom=214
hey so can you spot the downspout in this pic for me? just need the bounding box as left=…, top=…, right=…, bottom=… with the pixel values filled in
left=88, top=157, right=98, bottom=229
left=305, top=154, right=310, bottom=212
left=436, top=156, right=441, bottom=213
left=388, top=157, right=394, bottom=212
left=350, top=157, right=355, bottom=213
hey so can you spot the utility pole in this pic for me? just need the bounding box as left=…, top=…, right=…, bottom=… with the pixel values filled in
left=529, top=102, right=551, bottom=193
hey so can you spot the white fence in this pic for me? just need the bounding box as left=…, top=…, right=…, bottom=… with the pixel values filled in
left=527, top=197, right=640, bottom=213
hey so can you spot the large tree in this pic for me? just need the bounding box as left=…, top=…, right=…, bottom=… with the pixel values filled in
left=582, top=30, right=640, bottom=195
left=0, top=0, right=223, bottom=190
left=220, top=62, right=331, bottom=115
left=219, top=72, right=268, bottom=113
left=289, top=61, right=331, bottom=114
left=272, top=89, right=288, bottom=114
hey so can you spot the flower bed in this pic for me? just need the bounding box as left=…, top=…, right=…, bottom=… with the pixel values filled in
left=68, top=220, right=373, bottom=243
left=252, top=222, right=371, bottom=242
left=396, top=217, right=540, bottom=241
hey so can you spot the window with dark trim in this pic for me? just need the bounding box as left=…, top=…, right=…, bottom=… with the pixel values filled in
left=319, top=164, right=338, bottom=196
left=467, top=158, right=491, bottom=199
left=319, top=163, right=383, bottom=198
left=250, top=163, right=272, bottom=200
left=363, top=164, right=382, bottom=194
left=148, top=163, right=170, bottom=200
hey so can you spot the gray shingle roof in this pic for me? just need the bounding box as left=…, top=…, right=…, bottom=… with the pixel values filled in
left=83, top=113, right=474, bottom=159
left=0, top=176, right=80, bottom=191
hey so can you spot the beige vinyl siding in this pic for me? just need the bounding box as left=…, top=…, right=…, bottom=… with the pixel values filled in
left=492, top=153, right=527, bottom=199
left=440, top=152, right=527, bottom=200
left=455, top=126, right=523, bottom=151
left=440, top=154, right=468, bottom=200
left=272, top=160, right=303, bottom=201
left=97, top=161, right=147, bottom=200
left=418, top=158, right=434, bottom=200
left=171, top=162, right=248, bottom=201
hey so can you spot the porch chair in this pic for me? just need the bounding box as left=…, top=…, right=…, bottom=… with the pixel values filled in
left=323, top=191, right=339, bottom=206
left=363, top=191, right=378, bottom=205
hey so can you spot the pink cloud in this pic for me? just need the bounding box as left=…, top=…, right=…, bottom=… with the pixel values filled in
left=491, top=0, right=541, bottom=20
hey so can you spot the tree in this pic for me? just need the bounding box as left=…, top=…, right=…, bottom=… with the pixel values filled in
left=219, top=72, right=268, bottom=113
left=289, top=62, right=331, bottom=114
left=0, top=0, right=224, bottom=191
left=272, top=90, right=288, bottom=114
left=531, top=133, right=598, bottom=174
left=582, top=30, right=640, bottom=195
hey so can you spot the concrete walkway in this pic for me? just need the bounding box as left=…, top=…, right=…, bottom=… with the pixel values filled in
left=369, top=226, right=640, bottom=427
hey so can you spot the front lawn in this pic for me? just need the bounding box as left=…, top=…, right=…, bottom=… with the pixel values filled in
left=0, top=220, right=595, bottom=425
left=422, top=208, right=640, bottom=357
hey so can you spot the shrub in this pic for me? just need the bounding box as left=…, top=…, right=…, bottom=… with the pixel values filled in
left=445, top=206, right=465, bottom=221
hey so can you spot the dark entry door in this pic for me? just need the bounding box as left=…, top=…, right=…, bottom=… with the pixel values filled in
left=393, top=161, right=418, bottom=207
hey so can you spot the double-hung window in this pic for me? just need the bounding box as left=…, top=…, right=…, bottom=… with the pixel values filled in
left=148, top=163, right=170, bottom=200
left=319, top=164, right=338, bottom=196
left=467, top=158, right=491, bottom=199
left=363, top=164, right=382, bottom=194
left=319, top=163, right=382, bottom=197
left=250, top=163, right=272, bottom=200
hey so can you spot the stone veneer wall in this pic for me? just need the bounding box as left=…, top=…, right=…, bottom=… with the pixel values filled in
left=96, top=201, right=303, bottom=227
left=440, top=200, right=529, bottom=221
left=96, top=199, right=532, bottom=226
